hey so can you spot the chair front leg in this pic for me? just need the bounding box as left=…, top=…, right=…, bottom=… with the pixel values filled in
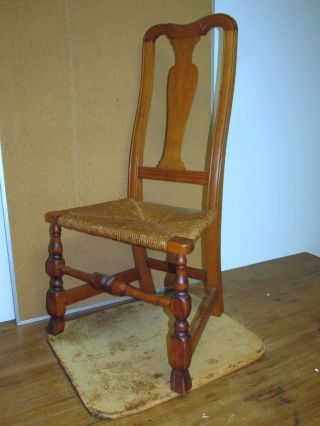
left=45, top=223, right=66, bottom=335
left=169, top=253, right=192, bottom=394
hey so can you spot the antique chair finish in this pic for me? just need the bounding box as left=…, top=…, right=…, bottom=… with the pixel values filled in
left=45, top=14, right=237, bottom=395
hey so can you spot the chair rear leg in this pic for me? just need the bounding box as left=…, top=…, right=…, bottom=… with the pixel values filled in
left=204, top=222, right=224, bottom=316
left=132, top=245, right=156, bottom=294
left=169, top=253, right=192, bottom=394
left=46, top=223, right=66, bottom=335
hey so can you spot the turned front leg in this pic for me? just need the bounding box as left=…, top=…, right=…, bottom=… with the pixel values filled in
left=45, top=223, right=66, bottom=335
left=170, top=254, right=192, bottom=394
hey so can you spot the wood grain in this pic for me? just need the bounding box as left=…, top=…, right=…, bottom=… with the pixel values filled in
left=128, top=14, right=238, bottom=336
left=169, top=253, right=192, bottom=393
left=138, top=166, right=209, bottom=185
left=157, top=36, right=200, bottom=170
left=1, top=253, right=319, bottom=425
left=190, top=288, right=217, bottom=352
left=146, top=256, right=207, bottom=281
left=44, top=13, right=237, bottom=396
left=45, top=223, right=66, bottom=335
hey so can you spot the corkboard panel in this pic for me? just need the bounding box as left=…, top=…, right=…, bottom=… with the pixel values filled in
left=0, top=0, right=211, bottom=320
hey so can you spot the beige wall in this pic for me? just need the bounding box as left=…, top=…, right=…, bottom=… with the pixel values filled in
left=0, top=0, right=211, bottom=321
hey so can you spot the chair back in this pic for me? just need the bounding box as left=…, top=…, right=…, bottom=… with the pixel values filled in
left=128, top=14, right=237, bottom=214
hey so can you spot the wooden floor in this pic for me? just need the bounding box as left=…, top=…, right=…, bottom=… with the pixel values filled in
left=1, top=253, right=319, bottom=425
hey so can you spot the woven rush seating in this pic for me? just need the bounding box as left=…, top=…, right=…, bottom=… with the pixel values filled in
left=46, top=199, right=215, bottom=252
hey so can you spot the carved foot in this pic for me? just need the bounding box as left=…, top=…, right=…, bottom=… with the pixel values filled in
left=47, top=317, right=65, bottom=335
left=170, top=368, right=192, bottom=394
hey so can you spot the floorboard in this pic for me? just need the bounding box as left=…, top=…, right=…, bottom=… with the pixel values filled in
left=0, top=253, right=319, bottom=425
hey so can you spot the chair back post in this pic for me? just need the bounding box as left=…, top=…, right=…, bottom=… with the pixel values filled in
left=206, top=17, right=238, bottom=212
left=128, top=40, right=155, bottom=201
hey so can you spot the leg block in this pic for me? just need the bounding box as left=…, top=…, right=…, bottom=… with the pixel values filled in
left=46, top=289, right=66, bottom=335
left=170, top=333, right=192, bottom=394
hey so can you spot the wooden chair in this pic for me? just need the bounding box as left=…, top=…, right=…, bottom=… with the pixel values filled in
left=45, top=14, right=237, bottom=395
